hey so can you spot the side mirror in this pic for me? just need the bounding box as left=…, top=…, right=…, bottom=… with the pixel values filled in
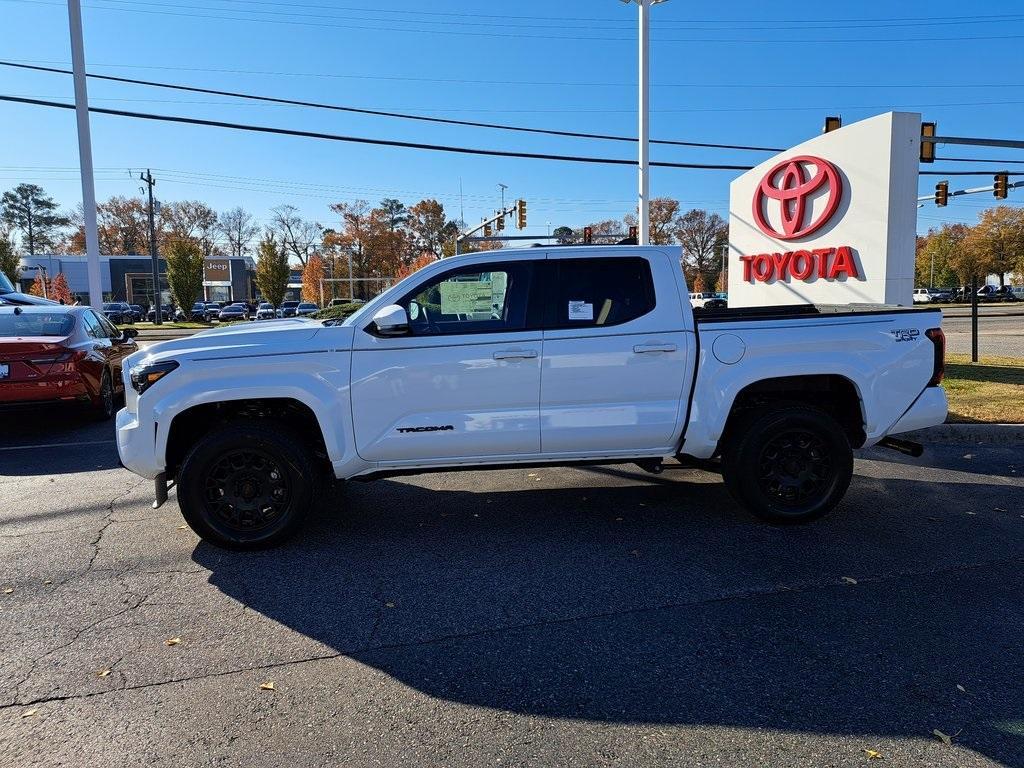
left=120, top=327, right=139, bottom=341
left=371, top=304, right=409, bottom=336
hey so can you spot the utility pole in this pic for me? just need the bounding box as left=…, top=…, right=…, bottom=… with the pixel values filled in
left=140, top=170, right=162, bottom=325
left=498, top=183, right=508, bottom=211
left=67, top=0, right=103, bottom=309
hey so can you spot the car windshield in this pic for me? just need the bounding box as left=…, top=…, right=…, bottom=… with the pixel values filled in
left=259, top=303, right=272, bottom=309
left=282, top=301, right=299, bottom=307
left=0, top=311, right=75, bottom=337
left=298, top=303, right=316, bottom=309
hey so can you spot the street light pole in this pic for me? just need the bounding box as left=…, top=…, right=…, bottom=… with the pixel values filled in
left=623, top=0, right=667, bottom=246
left=67, top=0, right=102, bottom=309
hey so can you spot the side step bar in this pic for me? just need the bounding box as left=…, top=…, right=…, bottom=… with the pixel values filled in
left=877, top=436, right=924, bottom=458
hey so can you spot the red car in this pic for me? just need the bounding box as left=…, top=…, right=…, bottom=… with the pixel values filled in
left=0, top=305, right=138, bottom=419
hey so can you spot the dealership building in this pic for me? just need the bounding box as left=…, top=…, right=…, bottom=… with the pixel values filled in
left=16, top=254, right=257, bottom=306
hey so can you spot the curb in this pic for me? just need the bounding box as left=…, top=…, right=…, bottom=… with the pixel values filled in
left=900, top=423, right=1024, bottom=445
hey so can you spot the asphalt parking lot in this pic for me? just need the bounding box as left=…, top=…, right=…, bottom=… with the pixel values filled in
left=1, top=407, right=1023, bottom=767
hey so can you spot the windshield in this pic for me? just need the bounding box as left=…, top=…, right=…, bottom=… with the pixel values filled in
left=0, top=312, right=75, bottom=337
left=0, top=272, right=14, bottom=293
left=298, top=303, right=316, bottom=309
left=259, top=303, right=272, bottom=309
left=282, top=301, right=299, bottom=307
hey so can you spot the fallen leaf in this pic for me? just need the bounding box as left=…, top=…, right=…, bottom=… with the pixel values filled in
left=259, top=681, right=275, bottom=691
left=3, top=588, right=12, bottom=594
left=933, top=729, right=952, bottom=745
left=956, top=684, right=966, bottom=693
left=97, top=669, right=111, bottom=678
left=527, top=473, right=537, bottom=477
left=842, top=576, right=858, bottom=585
left=994, top=507, right=1007, bottom=513
left=963, top=454, right=973, bottom=460
left=165, top=637, right=182, bottom=646
left=629, top=549, right=640, bottom=557
left=21, top=708, right=38, bottom=718
left=43, top=580, right=52, bottom=585
left=384, top=602, right=395, bottom=608
left=863, top=748, right=883, bottom=759
left=177, top=525, right=188, bottom=530
left=615, top=517, right=624, bottom=522
left=639, top=503, right=647, bottom=507
left=966, top=511, right=976, bottom=515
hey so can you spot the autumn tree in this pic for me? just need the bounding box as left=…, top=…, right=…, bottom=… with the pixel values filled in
left=915, top=224, right=966, bottom=288
left=406, top=199, right=458, bottom=259
left=163, top=200, right=220, bottom=258
left=624, top=198, right=680, bottom=245
left=396, top=253, right=437, bottom=280
left=254, top=234, right=290, bottom=308
left=50, top=272, right=74, bottom=304
left=966, top=206, right=1024, bottom=285
left=575, top=219, right=620, bottom=242
left=271, top=204, right=322, bottom=267
left=74, top=196, right=150, bottom=255
left=219, top=207, right=259, bottom=258
left=29, top=271, right=48, bottom=297
left=675, top=209, right=727, bottom=290
left=1, top=184, right=69, bottom=256
left=326, top=200, right=371, bottom=285
left=301, top=252, right=326, bottom=305
left=0, top=233, right=18, bottom=284
left=164, top=238, right=205, bottom=313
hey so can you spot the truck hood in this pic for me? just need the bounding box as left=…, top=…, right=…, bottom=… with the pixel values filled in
left=128, top=318, right=353, bottom=368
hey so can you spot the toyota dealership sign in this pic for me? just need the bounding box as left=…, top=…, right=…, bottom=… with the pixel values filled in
left=728, top=112, right=921, bottom=307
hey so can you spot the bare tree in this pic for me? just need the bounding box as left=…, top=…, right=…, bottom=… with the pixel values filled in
left=675, top=209, right=728, bottom=289
left=162, top=200, right=220, bottom=258
left=219, top=206, right=259, bottom=259
left=270, top=204, right=322, bottom=267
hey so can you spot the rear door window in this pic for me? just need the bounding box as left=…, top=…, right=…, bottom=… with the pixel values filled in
left=550, top=258, right=655, bottom=328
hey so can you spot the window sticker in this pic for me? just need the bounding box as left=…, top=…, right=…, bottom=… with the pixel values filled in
left=568, top=300, right=593, bottom=321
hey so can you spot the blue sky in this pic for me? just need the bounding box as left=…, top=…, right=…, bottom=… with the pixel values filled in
left=1, top=0, right=1022, bottom=239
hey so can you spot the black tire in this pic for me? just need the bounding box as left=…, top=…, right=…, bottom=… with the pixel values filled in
left=93, top=369, right=115, bottom=421
left=177, top=419, right=318, bottom=549
left=721, top=405, right=853, bottom=524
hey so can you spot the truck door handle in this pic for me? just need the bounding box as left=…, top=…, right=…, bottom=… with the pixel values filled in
left=633, top=343, right=677, bottom=354
left=493, top=349, right=538, bottom=360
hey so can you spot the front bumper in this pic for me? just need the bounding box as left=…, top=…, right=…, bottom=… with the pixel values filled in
left=887, top=386, right=948, bottom=436
left=116, top=407, right=163, bottom=480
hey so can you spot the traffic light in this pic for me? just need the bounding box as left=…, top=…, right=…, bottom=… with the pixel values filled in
left=935, top=181, right=948, bottom=207
left=583, top=226, right=593, bottom=244
left=483, top=222, right=492, bottom=237
left=516, top=199, right=527, bottom=230
left=495, top=214, right=504, bottom=231
left=920, top=121, right=937, bottom=163
left=994, top=172, right=1009, bottom=199
left=628, top=225, right=638, bottom=240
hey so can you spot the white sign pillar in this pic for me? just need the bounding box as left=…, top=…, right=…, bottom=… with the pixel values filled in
left=727, top=112, right=921, bottom=307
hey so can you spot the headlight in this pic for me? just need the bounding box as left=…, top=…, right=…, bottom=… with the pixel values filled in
left=129, top=360, right=179, bottom=395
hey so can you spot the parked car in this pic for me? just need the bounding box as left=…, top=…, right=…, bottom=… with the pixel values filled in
left=913, top=288, right=951, bottom=304
left=116, top=245, right=948, bottom=549
left=688, top=292, right=718, bottom=309
left=992, top=286, right=1019, bottom=302
left=184, top=302, right=207, bottom=322
left=1011, top=286, right=1024, bottom=301
left=255, top=302, right=277, bottom=320
left=279, top=300, right=301, bottom=318
left=202, top=302, right=224, bottom=322
left=0, top=271, right=55, bottom=306
left=217, top=303, right=249, bottom=322
left=296, top=302, right=319, bottom=317
left=102, top=302, right=133, bottom=325
left=976, top=285, right=1005, bottom=302
left=128, top=304, right=145, bottom=323
left=147, top=305, right=174, bottom=323
left=1, top=304, right=138, bottom=419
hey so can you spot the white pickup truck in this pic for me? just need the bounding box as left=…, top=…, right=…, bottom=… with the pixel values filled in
left=116, top=246, right=947, bottom=549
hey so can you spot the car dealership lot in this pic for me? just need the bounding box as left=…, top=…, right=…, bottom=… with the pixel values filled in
left=1, top=410, right=1023, bottom=767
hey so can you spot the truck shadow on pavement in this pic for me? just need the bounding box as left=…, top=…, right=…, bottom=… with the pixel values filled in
left=192, top=456, right=1024, bottom=765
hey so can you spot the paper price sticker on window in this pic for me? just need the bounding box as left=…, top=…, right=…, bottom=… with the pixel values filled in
left=568, top=301, right=593, bottom=321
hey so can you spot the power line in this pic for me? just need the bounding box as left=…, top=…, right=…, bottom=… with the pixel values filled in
left=9, top=0, right=1024, bottom=44
left=0, top=94, right=758, bottom=170
left=0, top=62, right=785, bottom=152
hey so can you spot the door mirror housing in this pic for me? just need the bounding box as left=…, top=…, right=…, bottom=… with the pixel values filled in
left=371, top=304, right=410, bottom=336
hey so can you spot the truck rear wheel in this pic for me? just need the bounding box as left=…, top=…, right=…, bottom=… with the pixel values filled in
left=721, top=405, right=853, bottom=524
left=177, top=419, right=317, bottom=549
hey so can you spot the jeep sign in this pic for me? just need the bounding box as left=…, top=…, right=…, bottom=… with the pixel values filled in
left=728, top=112, right=920, bottom=307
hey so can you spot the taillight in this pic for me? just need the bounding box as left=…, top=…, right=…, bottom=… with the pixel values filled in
left=26, top=350, right=75, bottom=365
left=925, top=328, right=945, bottom=386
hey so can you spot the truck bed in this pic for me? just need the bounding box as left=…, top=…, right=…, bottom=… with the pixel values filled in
left=695, top=303, right=939, bottom=324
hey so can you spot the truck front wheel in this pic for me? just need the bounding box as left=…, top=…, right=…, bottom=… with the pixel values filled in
left=177, top=419, right=317, bottom=549
left=721, top=405, right=853, bottom=524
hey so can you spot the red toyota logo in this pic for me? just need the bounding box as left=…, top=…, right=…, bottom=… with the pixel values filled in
left=752, top=155, right=843, bottom=240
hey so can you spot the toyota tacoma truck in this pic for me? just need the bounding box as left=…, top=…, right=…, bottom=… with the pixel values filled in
left=115, top=246, right=947, bottom=549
